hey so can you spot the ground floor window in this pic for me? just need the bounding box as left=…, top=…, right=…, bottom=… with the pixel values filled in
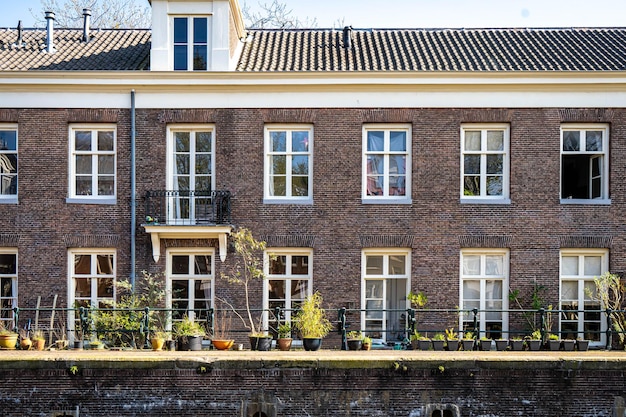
left=362, top=249, right=410, bottom=343
left=460, top=249, right=508, bottom=339
left=264, top=249, right=312, bottom=332
left=0, top=250, right=17, bottom=325
left=560, top=249, right=607, bottom=346
left=69, top=250, right=115, bottom=309
left=166, top=249, right=214, bottom=323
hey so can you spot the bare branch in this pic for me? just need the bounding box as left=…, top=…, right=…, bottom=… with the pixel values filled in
left=31, top=0, right=151, bottom=28
left=242, top=0, right=317, bottom=29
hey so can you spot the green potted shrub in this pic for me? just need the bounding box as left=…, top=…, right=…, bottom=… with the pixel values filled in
left=276, top=322, right=292, bottom=351
left=527, top=329, right=542, bottom=351
left=548, top=333, right=560, bottom=351
left=445, top=328, right=459, bottom=351
left=361, top=336, right=372, bottom=351
left=479, top=336, right=492, bottom=351
left=509, top=336, right=524, bottom=351
left=293, top=292, right=333, bottom=351
left=346, top=331, right=363, bottom=351
left=174, top=315, right=206, bottom=351
left=461, top=331, right=474, bottom=351
left=431, top=333, right=446, bottom=351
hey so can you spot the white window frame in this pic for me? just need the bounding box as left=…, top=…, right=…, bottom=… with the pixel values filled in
left=166, top=248, right=215, bottom=325
left=361, top=249, right=411, bottom=343
left=559, top=249, right=608, bottom=347
left=362, top=124, right=412, bottom=204
left=263, top=125, right=313, bottom=204
left=560, top=124, right=610, bottom=204
left=67, top=249, right=116, bottom=341
left=67, top=124, right=116, bottom=204
left=171, top=16, right=211, bottom=71
left=0, top=124, right=18, bottom=203
left=459, top=249, right=509, bottom=339
left=460, top=124, right=510, bottom=204
left=167, top=125, right=216, bottom=224
left=263, top=248, right=313, bottom=333
left=0, top=249, right=17, bottom=324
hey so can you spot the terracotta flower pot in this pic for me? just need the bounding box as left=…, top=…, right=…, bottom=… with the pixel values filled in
left=33, top=338, right=45, bottom=351
left=277, top=338, right=292, bottom=351
left=20, top=338, right=32, bottom=350
left=211, top=339, right=234, bottom=350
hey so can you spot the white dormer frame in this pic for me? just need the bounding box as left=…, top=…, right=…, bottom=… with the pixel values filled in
left=150, top=0, right=246, bottom=71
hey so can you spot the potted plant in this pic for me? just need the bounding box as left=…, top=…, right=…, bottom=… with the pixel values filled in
left=210, top=300, right=236, bottom=351
left=293, top=292, right=333, bottom=351
left=221, top=228, right=274, bottom=351
left=527, top=329, right=542, bottom=351
left=509, top=336, right=524, bottom=351
left=479, top=336, right=492, bottom=351
left=445, top=328, right=459, bottom=351
left=19, top=329, right=32, bottom=350
left=276, top=322, right=293, bottom=351
left=89, top=338, right=105, bottom=350
left=32, top=330, right=46, bottom=351
left=577, top=337, right=590, bottom=351
left=346, top=331, right=363, bottom=351
left=547, top=333, right=561, bottom=351
left=495, top=337, right=509, bottom=351
left=361, top=336, right=372, bottom=351
left=561, top=337, right=576, bottom=351
left=461, top=331, right=475, bottom=351
left=431, top=333, right=446, bottom=351
left=150, top=331, right=167, bottom=351
left=411, top=331, right=431, bottom=350
left=173, top=315, right=206, bottom=351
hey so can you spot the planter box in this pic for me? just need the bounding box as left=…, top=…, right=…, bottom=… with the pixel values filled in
left=527, top=340, right=542, bottom=351
left=461, top=339, right=474, bottom=351
left=562, top=340, right=576, bottom=351
left=347, top=339, right=362, bottom=351
left=479, top=339, right=492, bottom=351
left=431, top=340, right=446, bottom=351
left=577, top=340, right=590, bottom=351
left=495, top=340, right=509, bottom=351
left=446, top=339, right=460, bottom=351
left=509, top=340, right=524, bottom=351
left=418, top=340, right=431, bottom=351
left=548, top=340, right=561, bottom=351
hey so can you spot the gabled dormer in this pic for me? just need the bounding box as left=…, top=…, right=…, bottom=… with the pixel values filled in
left=149, top=0, right=246, bottom=71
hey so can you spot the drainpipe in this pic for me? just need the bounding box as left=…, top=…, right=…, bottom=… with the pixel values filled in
left=130, top=90, right=137, bottom=291
left=45, top=11, right=55, bottom=53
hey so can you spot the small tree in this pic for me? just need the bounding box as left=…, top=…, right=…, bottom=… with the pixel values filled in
left=221, top=227, right=271, bottom=336
left=592, top=272, right=626, bottom=346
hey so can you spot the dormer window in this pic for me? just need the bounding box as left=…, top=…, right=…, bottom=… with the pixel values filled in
left=173, top=17, right=210, bottom=71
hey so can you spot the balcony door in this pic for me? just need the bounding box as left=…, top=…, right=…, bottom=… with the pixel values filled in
left=167, top=126, right=215, bottom=224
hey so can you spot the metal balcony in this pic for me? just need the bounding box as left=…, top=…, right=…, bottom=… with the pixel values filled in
left=144, top=189, right=231, bottom=226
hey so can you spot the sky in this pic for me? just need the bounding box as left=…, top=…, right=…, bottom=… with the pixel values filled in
left=1, top=0, right=625, bottom=29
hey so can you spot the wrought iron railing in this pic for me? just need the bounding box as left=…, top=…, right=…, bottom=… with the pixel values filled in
left=144, top=189, right=231, bottom=226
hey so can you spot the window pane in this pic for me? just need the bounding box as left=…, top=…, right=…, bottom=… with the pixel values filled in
left=486, top=176, right=502, bottom=196
left=0, top=131, right=17, bottom=150
left=464, top=176, right=480, bottom=196
left=193, top=17, right=207, bottom=43
left=366, top=256, right=383, bottom=275
left=97, top=278, right=113, bottom=297
left=486, top=130, right=503, bottom=151
left=292, top=280, right=308, bottom=299
left=292, top=256, right=309, bottom=274
left=463, top=280, right=480, bottom=299
left=291, top=155, right=308, bottom=175
left=172, top=255, right=189, bottom=275
left=463, top=255, right=480, bottom=275
left=98, top=155, right=114, bottom=174
left=464, top=131, right=481, bottom=151
left=464, top=155, right=480, bottom=174
left=74, top=254, right=91, bottom=274
left=194, top=279, right=212, bottom=300
left=270, top=131, right=286, bottom=152
left=292, top=131, right=309, bottom=152
left=75, top=177, right=92, bottom=195
left=0, top=254, right=16, bottom=274
left=175, top=132, right=190, bottom=152
left=367, top=155, right=384, bottom=175
left=174, top=45, right=188, bottom=70
left=74, top=278, right=91, bottom=296
left=75, top=155, right=92, bottom=174
left=388, top=255, right=405, bottom=275
left=366, top=280, right=383, bottom=298
left=561, top=280, right=577, bottom=300
left=75, top=131, right=91, bottom=151
left=389, top=131, right=406, bottom=151
left=176, top=154, right=190, bottom=175
left=96, top=255, right=113, bottom=274
left=586, top=131, right=602, bottom=151
left=196, top=154, right=211, bottom=175
left=98, top=177, right=114, bottom=195
left=584, top=256, right=602, bottom=276
left=97, top=131, right=114, bottom=151
left=271, top=155, right=286, bottom=175
left=563, top=131, right=580, bottom=151
left=173, top=18, right=188, bottom=43
left=196, top=132, right=212, bottom=152
left=486, top=154, right=502, bottom=174
left=269, top=280, right=285, bottom=299
left=562, top=256, right=579, bottom=276
left=172, top=280, right=188, bottom=299
left=367, top=131, right=384, bottom=152
left=485, top=256, right=503, bottom=275
left=291, top=176, right=308, bottom=196
left=272, top=176, right=286, bottom=196
left=176, top=176, right=189, bottom=191
left=194, top=255, right=211, bottom=275
left=193, top=45, right=207, bottom=70
left=270, top=256, right=287, bottom=275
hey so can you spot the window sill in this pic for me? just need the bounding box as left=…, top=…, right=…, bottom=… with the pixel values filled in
left=460, top=198, right=511, bottom=205
left=0, top=197, right=18, bottom=204
left=66, top=197, right=117, bottom=205
left=361, top=198, right=412, bottom=205
left=263, top=198, right=313, bottom=205
left=560, top=199, right=611, bottom=205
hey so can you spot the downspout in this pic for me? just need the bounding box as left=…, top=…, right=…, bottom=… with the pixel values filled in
left=130, top=90, right=137, bottom=291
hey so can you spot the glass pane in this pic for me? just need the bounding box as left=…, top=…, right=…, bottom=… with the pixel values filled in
left=193, top=45, right=207, bottom=70
left=292, top=131, right=309, bottom=152
left=367, top=155, right=384, bottom=175
left=365, top=280, right=383, bottom=298
left=196, top=154, right=211, bottom=175
left=96, top=255, right=113, bottom=274
left=486, top=154, right=502, bottom=174
left=74, top=254, right=91, bottom=274
left=172, top=280, right=188, bottom=299
left=0, top=254, right=16, bottom=274
left=75, top=177, right=92, bottom=195
left=292, top=176, right=308, bottom=196
left=584, top=256, right=602, bottom=276
left=75, top=131, right=91, bottom=151
left=74, top=278, right=91, bottom=297
left=0, top=277, right=12, bottom=297
left=98, top=155, right=114, bottom=174
left=175, top=132, right=190, bottom=152
left=176, top=176, right=190, bottom=191
left=485, top=280, right=503, bottom=300
left=2, top=154, right=17, bottom=173
left=271, top=177, right=286, bottom=196
left=193, top=17, right=207, bottom=43
left=194, top=279, right=212, bottom=301
left=584, top=281, right=597, bottom=301
left=389, top=131, right=406, bottom=151
left=292, top=256, right=309, bottom=274
left=270, top=256, right=287, bottom=275
left=464, top=155, right=480, bottom=174
left=562, top=256, right=579, bottom=276
left=270, top=131, right=286, bottom=152
left=195, top=176, right=210, bottom=191
left=291, top=155, right=308, bottom=174
left=367, top=131, right=384, bottom=152
left=98, top=176, right=114, bottom=196
left=388, top=255, right=405, bottom=275
left=366, top=256, right=383, bottom=275
left=269, top=280, right=285, bottom=299
left=463, top=280, right=480, bottom=299
left=561, top=280, right=578, bottom=300
left=97, top=278, right=113, bottom=297
left=291, top=280, right=308, bottom=299
left=0, top=131, right=16, bottom=150
left=486, top=130, right=504, bottom=151
left=75, top=155, right=92, bottom=174
left=174, top=45, right=188, bottom=70
left=586, top=131, right=602, bottom=152
left=486, top=176, right=502, bottom=196
left=194, top=255, right=211, bottom=275
left=485, top=256, right=503, bottom=275
left=173, top=17, right=188, bottom=43
left=464, top=176, right=480, bottom=196
left=563, top=131, right=580, bottom=151
left=172, top=255, right=189, bottom=275
left=176, top=155, right=190, bottom=175
left=271, top=155, right=286, bottom=175
left=196, top=132, right=212, bottom=152
left=97, top=131, right=114, bottom=151
left=462, top=255, right=480, bottom=276
left=389, top=176, right=405, bottom=196
left=464, top=131, right=481, bottom=151
left=390, top=155, right=406, bottom=174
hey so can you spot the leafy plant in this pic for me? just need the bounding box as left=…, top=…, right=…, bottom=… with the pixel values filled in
left=591, top=272, right=626, bottom=346
left=362, top=336, right=372, bottom=345
left=462, top=331, right=474, bottom=340
left=277, top=322, right=292, bottom=339
left=346, top=330, right=362, bottom=340
left=173, top=315, right=206, bottom=337
left=432, top=333, right=446, bottom=341
left=531, top=329, right=542, bottom=340
left=293, top=292, right=333, bottom=339
left=445, top=328, right=458, bottom=340
left=407, top=291, right=428, bottom=309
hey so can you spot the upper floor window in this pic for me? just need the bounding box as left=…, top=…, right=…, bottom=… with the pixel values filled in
left=173, top=16, right=210, bottom=71
left=264, top=125, right=313, bottom=204
left=561, top=124, right=609, bottom=203
left=69, top=125, right=116, bottom=203
left=362, top=124, right=411, bottom=203
left=0, top=126, right=17, bottom=201
left=461, top=124, right=510, bottom=203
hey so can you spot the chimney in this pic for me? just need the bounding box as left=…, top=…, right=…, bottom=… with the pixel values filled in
left=82, top=8, right=91, bottom=43
left=343, top=26, right=353, bottom=49
left=45, top=11, right=55, bottom=53
left=13, top=20, right=24, bottom=48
